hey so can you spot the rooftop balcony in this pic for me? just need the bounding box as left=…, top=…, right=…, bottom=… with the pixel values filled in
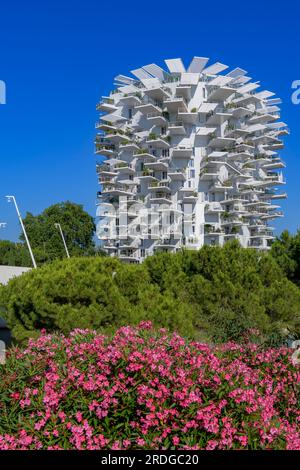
left=119, top=141, right=140, bottom=152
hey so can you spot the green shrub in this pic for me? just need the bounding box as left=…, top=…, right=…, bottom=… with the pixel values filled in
left=0, top=242, right=299, bottom=344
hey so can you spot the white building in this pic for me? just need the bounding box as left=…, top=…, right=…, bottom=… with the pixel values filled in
left=95, top=57, right=287, bottom=262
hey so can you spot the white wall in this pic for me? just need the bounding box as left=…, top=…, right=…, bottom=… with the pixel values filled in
left=0, top=266, right=31, bottom=285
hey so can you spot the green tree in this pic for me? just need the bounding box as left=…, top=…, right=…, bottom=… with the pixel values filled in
left=0, top=240, right=31, bottom=267
left=20, top=201, right=96, bottom=264
left=271, top=229, right=300, bottom=284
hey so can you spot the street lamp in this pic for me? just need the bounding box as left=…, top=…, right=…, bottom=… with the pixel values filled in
left=5, top=196, right=37, bottom=269
left=54, top=223, right=70, bottom=258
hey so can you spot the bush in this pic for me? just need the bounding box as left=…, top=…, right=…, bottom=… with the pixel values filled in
left=0, top=242, right=299, bottom=344
left=0, top=323, right=299, bottom=450
left=0, top=257, right=194, bottom=342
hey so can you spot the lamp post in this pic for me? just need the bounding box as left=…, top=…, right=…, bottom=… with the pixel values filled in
left=54, top=223, right=70, bottom=258
left=5, top=195, right=37, bottom=269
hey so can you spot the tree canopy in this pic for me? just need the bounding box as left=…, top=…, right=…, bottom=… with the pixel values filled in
left=0, top=201, right=98, bottom=266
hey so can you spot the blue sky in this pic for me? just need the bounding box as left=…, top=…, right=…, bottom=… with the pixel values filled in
left=0, top=0, right=299, bottom=241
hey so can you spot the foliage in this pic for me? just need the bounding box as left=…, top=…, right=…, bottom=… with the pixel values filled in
left=0, top=242, right=299, bottom=344
left=0, top=241, right=31, bottom=267
left=19, top=201, right=96, bottom=264
left=271, top=229, right=300, bottom=285
left=0, top=323, right=300, bottom=450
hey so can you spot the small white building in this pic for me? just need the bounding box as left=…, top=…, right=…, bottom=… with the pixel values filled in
left=0, top=266, right=31, bottom=285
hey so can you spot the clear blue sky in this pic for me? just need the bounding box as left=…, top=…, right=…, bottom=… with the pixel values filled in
left=0, top=0, right=299, bottom=241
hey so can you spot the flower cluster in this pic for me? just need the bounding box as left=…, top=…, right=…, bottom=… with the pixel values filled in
left=0, top=322, right=300, bottom=450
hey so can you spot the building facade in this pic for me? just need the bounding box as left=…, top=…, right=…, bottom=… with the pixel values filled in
left=95, top=57, right=287, bottom=262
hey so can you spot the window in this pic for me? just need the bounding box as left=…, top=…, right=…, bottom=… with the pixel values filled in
left=141, top=249, right=145, bottom=258
left=188, top=159, right=194, bottom=167
left=161, top=127, right=166, bottom=135
left=128, top=108, right=132, bottom=119
left=190, top=169, right=195, bottom=178
left=162, top=148, right=169, bottom=157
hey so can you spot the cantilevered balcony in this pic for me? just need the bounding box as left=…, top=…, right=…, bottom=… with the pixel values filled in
left=178, top=108, right=198, bottom=124
left=96, top=163, right=118, bottom=177
left=171, top=147, right=193, bottom=158
left=208, top=134, right=236, bottom=149
left=143, top=86, right=171, bottom=101
left=119, top=141, right=140, bottom=152
left=133, top=149, right=156, bottom=161
left=163, top=96, right=188, bottom=113
left=148, top=180, right=171, bottom=192
left=149, top=193, right=172, bottom=204
left=146, top=134, right=170, bottom=149
left=168, top=169, right=186, bottom=181
left=204, top=202, right=224, bottom=214
left=207, top=85, right=236, bottom=102
left=95, top=142, right=116, bottom=157
left=168, top=121, right=186, bottom=135
left=114, top=162, right=135, bottom=175
left=118, top=94, right=142, bottom=106
left=135, top=99, right=163, bottom=115
left=96, top=97, right=117, bottom=113
left=144, top=160, right=169, bottom=172
left=147, top=113, right=168, bottom=126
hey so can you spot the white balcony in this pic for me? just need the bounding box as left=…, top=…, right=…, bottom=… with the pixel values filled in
left=168, top=169, right=186, bottom=181
left=146, top=136, right=170, bottom=149
left=96, top=98, right=117, bottom=113
left=148, top=181, right=171, bottom=193
left=119, top=142, right=140, bottom=152
left=147, top=113, right=168, bottom=126
left=144, top=161, right=169, bottom=171
left=168, top=122, right=186, bottom=135
left=134, top=151, right=156, bottom=161
left=118, top=95, right=142, bottom=106
left=178, top=108, right=198, bottom=124
left=171, top=147, right=193, bottom=158
left=207, top=85, right=235, bottom=102
left=163, top=96, right=188, bottom=113
left=135, top=102, right=162, bottom=115
left=208, top=136, right=236, bottom=149
left=143, top=86, right=171, bottom=101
